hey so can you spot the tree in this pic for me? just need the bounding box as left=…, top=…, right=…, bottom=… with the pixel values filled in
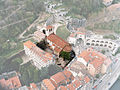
left=60, top=51, right=71, bottom=60
left=96, top=74, right=100, bottom=78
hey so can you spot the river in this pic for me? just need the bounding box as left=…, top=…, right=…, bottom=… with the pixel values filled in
left=110, top=78, right=120, bottom=90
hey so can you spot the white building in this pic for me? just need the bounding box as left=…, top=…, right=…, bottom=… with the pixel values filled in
left=24, top=41, right=55, bottom=69
left=68, top=30, right=119, bottom=55
left=37, top=25, right=54, bottom=36
left=85, top=38, right=119, bottom=55
left=33, top=30, right=46, bottom=42
left=67, top=31, right=85, bottom=45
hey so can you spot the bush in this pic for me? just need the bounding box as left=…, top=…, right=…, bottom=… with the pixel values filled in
left=60, top=51, right=71, bottom=60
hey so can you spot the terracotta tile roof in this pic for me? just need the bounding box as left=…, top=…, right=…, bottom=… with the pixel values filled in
left=24, top=40, right=36, bottom=49
left=76, top=32, right=85, bottom=35
left=50, top=70, right=74, bottom=87
left=67, top=83, right=75, bottom=90
left=107, top=3, right=120, bottom=11
left=79, top=48, right=106, bottom=69
left=63, top=45, right=72, bottom=52
left=24, top=41, right=54, bottom=63
left=70, top=33, right=76, bottom=37
left=75, top=27, right=86, bottom=33
left=30, top=83, right=37, bottom=89
left=69, top=31, right=85, bottom=38
left=54, top=47, right=62, bottom=54
left=50, top=72, right=66, bottom=86
left=42, top=79, right=56, bottom=90
left=47, top=34, right=72, bottom=52
left=58, top=86, right=67, bottom=90
left=84, top=76, right=90, bottom=83
left=0, top=72, right=21, bottom=89
left=63, top=70, right=73, bottom=79
left=72, top=79, right=82, bottom=88
left=69, top=61, right=86, bottom=74
left=46, top=25, right=54, bottom=30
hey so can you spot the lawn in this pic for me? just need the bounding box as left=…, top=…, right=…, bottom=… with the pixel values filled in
left=56, top=25, right=70, bottom=41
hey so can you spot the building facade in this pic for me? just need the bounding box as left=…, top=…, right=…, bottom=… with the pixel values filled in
left=78, top=48, right=112, bottom=76
left=37, top=25, right=54, bottom=36
left=24, top=40, right=55, bottom=69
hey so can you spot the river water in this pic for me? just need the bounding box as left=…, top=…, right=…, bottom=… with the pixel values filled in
left=110, top=78, right=120, bottom=90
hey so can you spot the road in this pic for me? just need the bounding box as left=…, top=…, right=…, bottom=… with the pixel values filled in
left=0, top=5, right=24, bottom=24
left=0, top=17, right=32, bottom=29
left=18, top=12, right=48, bottom=39
left=93, top=56, right=120, bottom=90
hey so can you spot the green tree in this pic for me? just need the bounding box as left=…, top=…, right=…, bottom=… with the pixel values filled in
left=60, top=51, right=71, bottom=60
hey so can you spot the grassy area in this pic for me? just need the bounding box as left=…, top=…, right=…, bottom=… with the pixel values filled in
left=56, top=25, right=70, bottom=40
left=103, top=35, right=117, bottom=40
left=19, top=63, right=62, bottom=86
left=0, top=56, right=23, bottom=73
left=93, top=20, right=120, bottom=34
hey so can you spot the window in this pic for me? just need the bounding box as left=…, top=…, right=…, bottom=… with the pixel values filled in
left=100, top=41, right=104, bottom=43
left=100, top=44, right=103, bottom=46
left=86, top=43, right=90, bottom=45
left=43, top=30, right=46, bottom=34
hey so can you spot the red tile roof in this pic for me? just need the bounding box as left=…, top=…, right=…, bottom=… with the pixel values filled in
left=84, top=76, right=90, bottom=83
left=79, top=48, right=107, bottom=69
left=30, top=83, right=37, bottom=89
left=0, top=76, right=21, bottom=89
left=47, top=34, right=72, bottom=53
left=50, top=72, right=66, bottom=86
left=67, top=83, right=76, bottom=90
left=46, top=25, right=54, bottom=30
left=107, top=3, right=120, bottom=11
left=24, top=40, right=36, bottom=49
left=42, top=79, right=56, bottom=90
left=50, top=70, right=74, bottom=87
left=24, top=40, right=53, bottom=63
left=58, top=86, right=67, bottom=90
left=72, top=79, right=81, bottom=88
left=54, top=47, right=62, bottom=54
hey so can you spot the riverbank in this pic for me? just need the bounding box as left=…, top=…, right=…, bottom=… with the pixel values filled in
left=110, top=76, right=120, bottom=90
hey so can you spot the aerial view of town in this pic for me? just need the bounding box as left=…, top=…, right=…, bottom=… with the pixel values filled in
left=0, top=0, right=120, bottom=90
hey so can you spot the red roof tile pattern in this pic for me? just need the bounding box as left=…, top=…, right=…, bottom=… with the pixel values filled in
left=46, top=25, right=54, bottom=30
left=67, top=83, right=76, bottom=90
left=0, top=72, right=21, bottom=89
left=79, top=48, right=108, bottom=69
left=72, top=79, right=82, bottom=88
left=30, top=83, right=37, bottom=89
left=58, top=86, right=67, bottom=90
left=84, top=76, right=90, bottom=83
left=50, top=70, right=74, bottom=87
left=24, top=40, right=36, bottom=49
left=24, top=41, right=53, bottom=63
left=42, top=79, right=56, bottom=90
left=47, top=34, right=72, bottom=53
left=107, top=3, right=120, bottom=11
